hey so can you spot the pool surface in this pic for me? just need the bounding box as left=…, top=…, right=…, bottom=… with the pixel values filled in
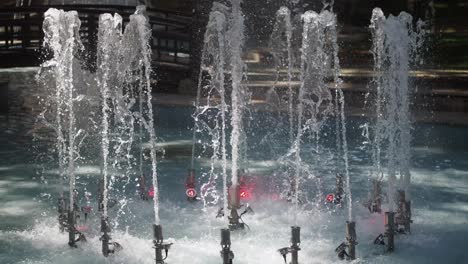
left=0, top=104, right=468, bottom=264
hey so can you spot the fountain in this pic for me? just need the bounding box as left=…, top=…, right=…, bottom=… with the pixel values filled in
left=191, top=0, right=252, bottom=233
left=191, top=2, right=228, bottom=210
left=40, top=8, right=86, bottom=248
left=266, top=6, right=297, bottom=204
left=38, top=5, right=172, bottom=261
left=370, top=7, right=425, bottom=252
left=96, top=12, right=123, bottom=256
left=226, top=0, right=250, bottom=231
left=268, top=6, right=294, bottom=144
left=26, top=1, right=433, bottom=263
left=266, top=3, right=357, bottom=261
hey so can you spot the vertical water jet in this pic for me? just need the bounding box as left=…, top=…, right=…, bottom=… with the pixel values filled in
left=370, top=7, right=424, bottom=252
left=41, top=8, right=84, bottom=247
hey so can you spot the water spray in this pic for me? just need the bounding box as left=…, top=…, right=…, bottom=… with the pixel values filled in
left=278, top=226, right=301, bottom=264
left=369, top=8, right=424, bottom=254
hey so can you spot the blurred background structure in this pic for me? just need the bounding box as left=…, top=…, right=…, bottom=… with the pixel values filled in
left=0, top=0, right=467, bottom=115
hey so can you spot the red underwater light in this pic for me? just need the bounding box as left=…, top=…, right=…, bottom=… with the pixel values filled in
left=239, top=189, right=248, bottom=198
left=185, top=169, right=197, bottom=200
left=326, top=193, right=335, bottom=203
left=186, top=188, right=197, bottom=198
left=148, top=186, right=155, bottom=199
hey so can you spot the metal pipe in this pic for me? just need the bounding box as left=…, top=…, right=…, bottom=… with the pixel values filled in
left=101, top=217, right=111, bottom=257
left=153, top=224, right=172, bottom=263
left=154, top=224, right=164, bottom=263
left=290, top=226, right=300, bottom=264
left=396, top=190, right=412, bottom=233
left=229, top=185, right=240, bottom=209
left=221, top=228, right=234, bottom=264
left=385, top=211, right=395, bottom=252
left=68, top=210, right=76, bottom=247
left=371, top=179, right=382, bottom=213
left=345, top=221, right=356, bottom=260
left=58, top=197, right=67, bottom=232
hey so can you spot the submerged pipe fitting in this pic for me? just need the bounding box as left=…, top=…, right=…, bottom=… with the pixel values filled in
left=68, top=209, right=76, bottom=247
left=139, top=175, right=149, bottom=200
left=226, top=184, right=254, bottom=231
left=153, top=224, right=173, bottom=264
left=220, top=228, right=234, bottom=264
left=335, top=174, right=345, bottom=204
left=326, top=174, right=345, bottom=205
left=395, top=190, right=412, bottom=233
left=385, top=211, right=395, bottom=252
left=58, top=197, right=68, bottom=233
left=346, top=221, right=357, bottom=260
left=335, top=221, right=357, bottom=260
left=228, top=208, right=245, bottom=231
left=278, top=226, right=301, bottom=264
left=67, top=209, right=85, bottom=248
left=374, top=211, right=395, bottom=253
left=229, top=185, right=241, bottom=209
left=367, top=179, right=382, bottom=213
left=98, top=179, right=104, bottom=212
left=100, top=217, right=122, bottom=257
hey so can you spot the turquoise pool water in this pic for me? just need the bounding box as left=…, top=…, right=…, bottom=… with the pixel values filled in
left=0, top=105, right=467, bottom=264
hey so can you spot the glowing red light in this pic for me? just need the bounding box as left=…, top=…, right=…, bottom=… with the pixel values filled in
left=186, top=188, right=197, bottom=198
left=239, top=188, right=252, bottom=200
left=326, top=193, right=335, bottom=203
left=148, top=186, right=155, bottom=198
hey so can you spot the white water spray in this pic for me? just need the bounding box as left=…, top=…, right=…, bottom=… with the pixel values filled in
left=370, top=8, right=424, bottom=210
left=192, top=4, right=229, bottom=211
left=41, top=8, right=83, bottom=212
left=228, top=0, right=247, bottom=190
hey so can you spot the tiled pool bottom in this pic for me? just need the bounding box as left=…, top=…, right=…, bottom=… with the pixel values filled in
left=0, top=105, right=468, bottom=264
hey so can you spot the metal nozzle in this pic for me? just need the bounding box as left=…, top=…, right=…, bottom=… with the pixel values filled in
left=221, top=228, right=231, bottom=247
left=291, top=226, right=301, bottom=246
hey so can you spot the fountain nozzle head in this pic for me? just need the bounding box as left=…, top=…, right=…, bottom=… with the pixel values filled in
left=335, top=242, right=349, bottom=260
left=221, top=228, right=231, bottom=247
left=154, top=224, right=163, bottom=243
left=291, top=226, right=301, bottom=245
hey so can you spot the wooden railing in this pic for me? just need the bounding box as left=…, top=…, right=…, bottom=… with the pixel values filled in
left=0, top=4, right=192, bottom=67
